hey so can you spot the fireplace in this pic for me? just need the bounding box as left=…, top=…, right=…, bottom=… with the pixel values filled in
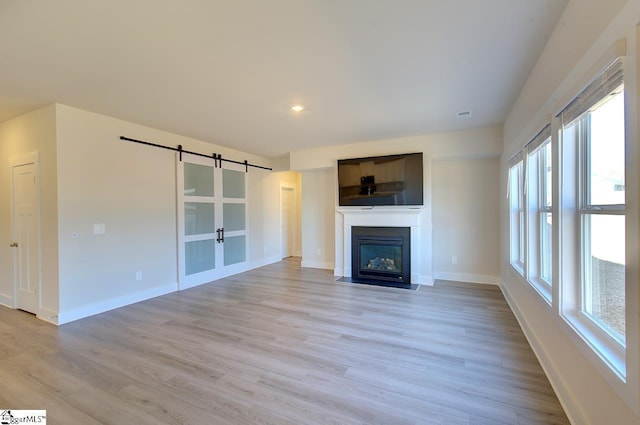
left=351, top=226, right=411, bottom=284
left=336, top=207, right=430, bottom=286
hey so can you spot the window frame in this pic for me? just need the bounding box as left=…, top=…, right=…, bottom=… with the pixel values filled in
left=559, top=85, right=626, bottom=379
left=526, top=136, right=553, bottom=302
left=578, top=99, right=626, bottom=343
left=509, top=157, right=525, bottom=275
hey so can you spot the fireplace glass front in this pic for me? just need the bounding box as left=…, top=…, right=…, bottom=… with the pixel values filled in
left=351, top=226, right=410, bottom=283
left=359, top=243, right=402, bottom=274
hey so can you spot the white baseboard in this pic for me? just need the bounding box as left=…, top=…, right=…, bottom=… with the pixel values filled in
left=418, top=274, right=434, bottom=285
left=301, top=260, right=334, bottom=270
left=433, top=271, right=500, bottom=285
left=38, top=307, right=60, bottom=325
left=0, top=293, right=14, bottom=308
left=250, top=255, right=282, bottom=269
left=179, top=279, right=208, bottom=291
left=0, top=296, right=60, bottom=326
left=57, top=282, right=178, bottom=325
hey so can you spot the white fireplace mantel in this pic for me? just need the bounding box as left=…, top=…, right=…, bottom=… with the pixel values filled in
left=335, top=206, right=433, bottom=285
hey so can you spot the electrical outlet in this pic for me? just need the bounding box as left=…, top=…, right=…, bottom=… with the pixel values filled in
left=135, top=271, right=143, bottom=281
left=451, top=256, right=458, bottom=265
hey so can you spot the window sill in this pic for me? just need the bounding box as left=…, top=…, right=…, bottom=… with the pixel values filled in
left=561, top=310, right=626, bottom=381
left=527, top=276, right=552, bottom=305
left=510, top=262, right=525, bottom=277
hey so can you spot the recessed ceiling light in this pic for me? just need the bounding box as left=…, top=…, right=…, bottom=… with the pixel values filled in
left=291, top=105, right=304, bottom=112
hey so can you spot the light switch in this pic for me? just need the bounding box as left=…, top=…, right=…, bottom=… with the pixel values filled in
left=94, top=224, right=106, bottom=234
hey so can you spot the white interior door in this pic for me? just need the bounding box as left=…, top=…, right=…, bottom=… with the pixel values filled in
left=177, top=154, right=248, bottom=289
left=11, top=154, right=40, bottom=314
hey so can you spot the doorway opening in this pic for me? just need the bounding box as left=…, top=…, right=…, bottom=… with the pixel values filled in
left=280, top=178, right=301, bottom=260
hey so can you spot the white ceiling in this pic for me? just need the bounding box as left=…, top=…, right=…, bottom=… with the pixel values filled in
left=0, top=0, right=568, bottom=158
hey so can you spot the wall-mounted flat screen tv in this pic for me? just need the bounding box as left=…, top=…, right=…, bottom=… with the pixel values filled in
left=337, top=152, right=423, bottom=206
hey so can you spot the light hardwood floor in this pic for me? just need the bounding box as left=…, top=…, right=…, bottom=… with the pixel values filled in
left=0, top=258, right=569, bottom=425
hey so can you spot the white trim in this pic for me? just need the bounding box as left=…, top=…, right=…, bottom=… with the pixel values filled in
left=178, top=277, right=211, bottom=291
left=57, top=282, right=177, bottom=325
left=9, top=151, right=40, bottom=167
left=434, top=272, right=500, bottom=285
left=419, top=274, right=434, bottom=286
left=37, top=307, right=60, bottom=325
left=249, top=255, right=282, bottom=270
left=301, top=260, right=334, bottom=270
left=0, top=293, right=14, bottom=308
left=560, top=310, right=626, bottom=379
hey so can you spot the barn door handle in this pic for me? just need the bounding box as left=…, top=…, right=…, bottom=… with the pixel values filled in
left=9, top=242, right=18, bottom=247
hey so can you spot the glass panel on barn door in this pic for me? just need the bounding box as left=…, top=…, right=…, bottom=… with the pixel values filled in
left=178, top=155, right=219, bottom=288
left=185, top=239, right=216, bottom=275
left=184, top=162, right=215, bottom=197
left=221, top=163, right=247, bottom=268
left=224, top=235, right=246, bottom=266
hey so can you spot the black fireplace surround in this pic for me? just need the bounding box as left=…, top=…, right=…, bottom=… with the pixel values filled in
left=351, top=226, right=411, bottom=285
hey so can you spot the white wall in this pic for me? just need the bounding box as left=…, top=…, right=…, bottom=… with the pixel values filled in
left=301, top=168, right=335, bottom=269
left=432, top=158, right=500, bottom=284
left=290, top=126, right=502, bottom=170
left=51, top=104, right=280, bottom=323
left=501, top=0, right=640, bottom=423
left=0, top=105, right=59, bottom=320
left=248, top=168, right=279, bottom=266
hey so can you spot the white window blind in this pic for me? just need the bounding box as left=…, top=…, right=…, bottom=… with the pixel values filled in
left=507, top=151, right=523, bottom=198
left=525, top=124, right=551, bottom=152
left=557, top=58, right=624, bottom=124
left=508, top=151, right=523, bottom=168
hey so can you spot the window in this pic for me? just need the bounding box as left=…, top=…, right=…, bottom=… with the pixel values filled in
left=580, top=90, right=625, bottom=341
left=526, top=126, right=552, bottom=300
left=559, top=57, right=626, bottom=376
left=509, top=155, right=524, bottom=274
